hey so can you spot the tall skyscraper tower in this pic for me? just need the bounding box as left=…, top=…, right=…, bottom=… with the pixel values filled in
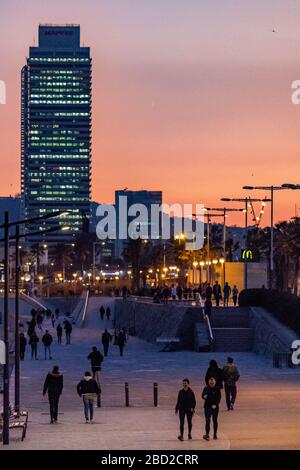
left=21, top=25, right=92, bottom=243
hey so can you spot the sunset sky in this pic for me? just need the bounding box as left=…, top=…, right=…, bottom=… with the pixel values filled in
left=0, top=0, right=300, bottom=226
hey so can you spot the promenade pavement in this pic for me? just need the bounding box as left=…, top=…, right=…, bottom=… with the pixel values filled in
left=1, top=297, right=300, bottom=450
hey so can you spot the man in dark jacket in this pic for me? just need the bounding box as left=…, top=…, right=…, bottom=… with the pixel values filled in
left=99, top=306, right=105, bottom=320
left=106, top=306, right=111, bottom=320
left=117, top=330, right=127, bottom=357
left=42, top=330, right=53, bottom=360
left=19, top=333, right=27, bottom=360
left=205, top=360, right=223, bottom=391
left=205, top=283, right=213, bottom=301
left=213, top=281, right=222, bottom=307
left=77, top=371, right=101, bottom=423
left=175, top=378, right=196, bottom=441
left=64, top=320, right=72, bottom=344
left=223, top=357, right=240, bottom=410
left=29, top=332, right=39, bottom=359
left=223, top=282, right=232, bottom=307
left=56, top=324, right=62, bottom=344
left=43, top=366, right=63, bottom=423
left=202, top=377, right=221, bottom=440
left=87, top=347, right=103, bottom=384
left=102, top=329, right=112, bottom=357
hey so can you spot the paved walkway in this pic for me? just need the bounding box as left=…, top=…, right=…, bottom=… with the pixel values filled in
left=2, top=297, right=300, bottom=450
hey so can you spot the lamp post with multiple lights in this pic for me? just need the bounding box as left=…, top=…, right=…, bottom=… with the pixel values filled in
left=204, top=207, right=244, bottom=286
left=221, top=197, right=271, bottom=289
left=0, top=210, right=69, bottom=445
left=242, top=184, right=300, bottom=288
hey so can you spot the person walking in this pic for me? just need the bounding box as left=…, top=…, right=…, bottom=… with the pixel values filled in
left=213, top=281, right=222, bottom=307
left=223, top=282, right=232, bottom=307
left=43, top=365, right=63, bottom=424
left=56, top=323, right=63, bottom=344
left=202, top=377, right=221, bottom=441
left=87, top=347, right=103, bottom=384
left=117, top=329, right=127, bottom=357
left=42, top=330, right=53, bottom=360
left=106, top=306, right=111, bottom=321
left=77, top=371, right=101, bottom=423
left=29, top=332, right=39, bottom=360
left=223, top=357, right=240, bottom=411
left=232, top=285, right=239, bottom=307
left=51, top=312, right=56, bottom=328
left=122, top=285, right=128, bottom=299
left=205, top=283, right=213, bottom=301
left=36, top=311, right=44, bottom=330
left=99, top=306, right=105, bottom=320
left=175, top=378, right=196, bottom=441
left=177, top=285, right=183, bottom=300
left=102, top=329, right=112, bottom=357
left=171, top=284, right=177, bottom=300
left=205, top=360, right=223, bottom=392
left=19, top=333, right=27, bottom=361
left=55, top=308, right=60, bottom=320
left=64, top=320, right=72, bottom=345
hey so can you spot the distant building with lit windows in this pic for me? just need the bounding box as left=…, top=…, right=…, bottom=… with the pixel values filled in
left=21, top=24, right=91, bottom=243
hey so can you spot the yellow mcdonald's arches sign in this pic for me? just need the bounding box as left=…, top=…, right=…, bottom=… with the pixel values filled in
left=242, top=249, right=253, bottom=260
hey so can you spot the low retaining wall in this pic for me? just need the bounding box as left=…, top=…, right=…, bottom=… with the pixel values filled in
left=114, top=299, right=202, bottom=350
left=249, top=307, right=299, bottom=355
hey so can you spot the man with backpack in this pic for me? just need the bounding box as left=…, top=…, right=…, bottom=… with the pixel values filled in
left=222, top=357, right=240, bottom=411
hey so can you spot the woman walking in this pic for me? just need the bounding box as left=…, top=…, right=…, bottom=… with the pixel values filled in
left=77, top=371, right=101, bottom=423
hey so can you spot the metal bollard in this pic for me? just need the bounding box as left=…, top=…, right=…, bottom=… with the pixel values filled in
left=125, top=382, right=129, bottom=407
left=153, top=382, right=158, bottom=407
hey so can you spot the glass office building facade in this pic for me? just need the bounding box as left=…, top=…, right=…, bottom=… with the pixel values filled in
left=21, top=25, right=91, bottom=243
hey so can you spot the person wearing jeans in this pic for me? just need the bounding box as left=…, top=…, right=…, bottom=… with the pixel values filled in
left=42, top=330, right=53, bottom=360
left=77, top=371, right=101, bottom=423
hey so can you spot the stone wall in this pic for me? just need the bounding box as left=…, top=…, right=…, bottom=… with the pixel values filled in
left=114, top=299, right=202, bottom=349
left=249, top=307, right=299, bottom=355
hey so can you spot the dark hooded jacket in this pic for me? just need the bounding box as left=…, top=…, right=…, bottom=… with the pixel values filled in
left=43, top=371, right=63, bottom=396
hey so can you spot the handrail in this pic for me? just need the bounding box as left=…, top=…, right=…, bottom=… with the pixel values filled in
left=79, top=290, right=89, bottom=328
left=198, top=297, right=214, bottom=343
left=205, top=314, right=214, bottom=342
left=20, top=292, right=48, bottom=311
left=126, top=295, right=198, bottom=306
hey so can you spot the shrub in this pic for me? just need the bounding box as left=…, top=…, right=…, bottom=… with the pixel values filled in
left=239, top=288, right=300, bottom=335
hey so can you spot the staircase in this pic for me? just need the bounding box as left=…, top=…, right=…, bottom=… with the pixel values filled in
left=210, top=307, right=254, bottom=352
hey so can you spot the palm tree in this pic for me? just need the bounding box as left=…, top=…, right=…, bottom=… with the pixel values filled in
left=51, top=244, right=73, bottom=280
left=275, top=219, right=300, bottom=293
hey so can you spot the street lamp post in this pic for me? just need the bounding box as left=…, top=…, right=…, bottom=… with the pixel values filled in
left=192, top=212, right=221, bottom=284
left=2, top=211, right=10, bottom=444
left=93, top=241, right=105, bottom=282
left=242, top=184, right=300, bottom=288
left=221, top=197, right=271, bottom=290
left=204, top=207, right=244, bottom=287
left=14, top=225, right=20, bottom=414
left=0, top=210, right=69, bottom=445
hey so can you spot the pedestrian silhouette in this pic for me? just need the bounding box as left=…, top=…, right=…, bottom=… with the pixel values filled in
left=43, top=365, right=63, bottom=424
